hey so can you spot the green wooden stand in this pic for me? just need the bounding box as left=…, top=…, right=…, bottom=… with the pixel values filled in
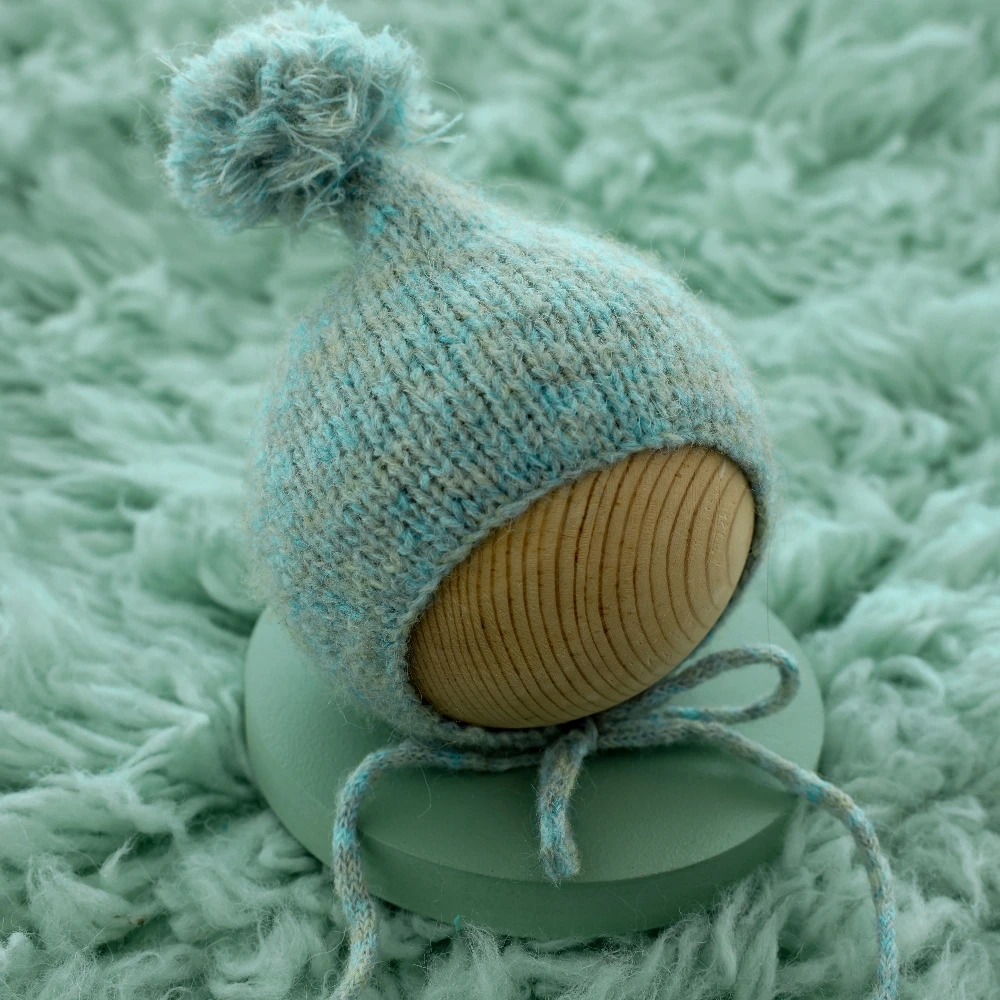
left=244, top=596, right=823, bottom=938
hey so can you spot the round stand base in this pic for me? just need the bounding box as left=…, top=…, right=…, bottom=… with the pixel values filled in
left=244, top=596, right=823, bottom=938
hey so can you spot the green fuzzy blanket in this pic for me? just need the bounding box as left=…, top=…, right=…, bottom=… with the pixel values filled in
left=2, top=1, right=999, bottom=997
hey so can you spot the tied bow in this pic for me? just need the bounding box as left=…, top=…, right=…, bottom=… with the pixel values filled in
left=329, top=645, right=899, bottom=1000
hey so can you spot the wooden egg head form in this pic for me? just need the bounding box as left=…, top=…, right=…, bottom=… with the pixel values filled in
left=408, top=446, right=756, bottom=729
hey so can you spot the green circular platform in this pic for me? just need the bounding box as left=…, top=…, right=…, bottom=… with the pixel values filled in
left=244, top=596, right=823, bottom=938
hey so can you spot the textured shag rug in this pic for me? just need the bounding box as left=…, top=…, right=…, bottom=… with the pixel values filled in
left=3, top=1, right=1000, bottom=998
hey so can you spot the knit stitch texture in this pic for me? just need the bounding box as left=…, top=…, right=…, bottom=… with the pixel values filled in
left=244, top=151, right=778, bottom=750
left=162, top=0, right=777, bottom=748
left=157, top=5, right=899, bottom=998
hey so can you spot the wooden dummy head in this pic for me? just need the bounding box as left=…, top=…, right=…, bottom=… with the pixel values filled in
left=408, top=446, right=755, bottom=729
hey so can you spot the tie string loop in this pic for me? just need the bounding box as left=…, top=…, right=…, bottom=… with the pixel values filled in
left=327, top=643, right=899, bottom=1000
left=536, top=716, right=599, bottom=882
left=595, top=643, right=800, bottom=728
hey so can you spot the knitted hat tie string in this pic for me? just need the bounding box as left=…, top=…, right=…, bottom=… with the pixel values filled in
left=329, top=643, right=900, bottom=1000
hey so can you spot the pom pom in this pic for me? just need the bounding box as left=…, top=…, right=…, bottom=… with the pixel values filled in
left=159, top=2, right=457, bottom=233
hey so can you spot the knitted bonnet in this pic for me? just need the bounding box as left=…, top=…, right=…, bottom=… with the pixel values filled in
left=161, top=5, right=898, bottom=999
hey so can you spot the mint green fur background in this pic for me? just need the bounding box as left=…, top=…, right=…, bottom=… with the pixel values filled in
left=2, top=0, right=999, bottom=997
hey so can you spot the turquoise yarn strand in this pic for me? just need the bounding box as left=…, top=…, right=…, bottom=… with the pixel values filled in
left=331, top=744, right=542, bottom=1000
left=330, top=644, right=899, bottom=1000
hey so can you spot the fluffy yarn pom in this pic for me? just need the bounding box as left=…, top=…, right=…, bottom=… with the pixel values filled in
left=159, top=2, right=453, bottom=233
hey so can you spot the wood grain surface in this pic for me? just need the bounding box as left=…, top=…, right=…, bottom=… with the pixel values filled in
left=408, top=446, right=755, bottom=728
